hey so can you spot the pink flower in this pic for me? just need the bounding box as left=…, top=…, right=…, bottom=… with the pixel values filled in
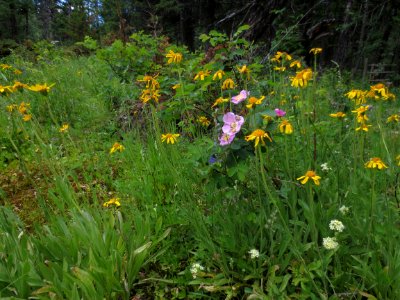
left=222, top=112, right=244, bottom=134
left=219, top=132, right=235, bottom=146
left=274, top=108, right=286, bottom=117
left=231, top=90, right=250, bottom=104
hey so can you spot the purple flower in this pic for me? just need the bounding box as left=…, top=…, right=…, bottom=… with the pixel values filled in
left=208, top=155, right=218, bottom=164
left=219, top=132, right=235, bottom=146
left=231, top=90, right=250, bottom=104
left=222, top=112, right=244, bottom=134
left=274, top=108, right=286, bottom=117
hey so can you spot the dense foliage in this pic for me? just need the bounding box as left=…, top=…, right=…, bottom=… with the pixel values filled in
left=0, top=27, right=399, bottom=299
left=1, top=0, right=400, bottom=78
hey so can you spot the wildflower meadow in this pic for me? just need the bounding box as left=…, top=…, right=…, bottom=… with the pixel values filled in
left=0, top=28, right=399, bottom=299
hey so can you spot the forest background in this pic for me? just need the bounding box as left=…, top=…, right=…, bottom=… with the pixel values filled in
left=0, top=0, right=399, bottom=80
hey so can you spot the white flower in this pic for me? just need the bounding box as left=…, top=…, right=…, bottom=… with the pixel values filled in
left=248, top=249, right=260, bottom=259
left=329, top=219, right=345, bottom=232
left=339, top=205, right=349, bottom=215
left=321, top=162, right=332, bottom=172
left=190, top=262, right=204, bottom=279
left=323, top=237, right=338, bottom=250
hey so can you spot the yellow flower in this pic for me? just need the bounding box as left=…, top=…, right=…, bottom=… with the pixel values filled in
left=12, top=81, right=27, bottom=91
left=262, top=115, right=273, bottom=123
left=245, top=129, right=272, bottom=147
left=386, top=93, right=396, bottom=101
left=212, top=70, right=225, bottom=80
left=172, top=83, right=181, bottom=90
left=278, top=119, right=293, bottom=134
left=237, top=65, right=250, bottom=74
left=6, top=104, right=17, bottom=112
left=309, top=48, right=323, bottom=55
left=137, top=75, right=160, bottom=89
left=0, top=64, right=12, bottom=70
left=194, top=70, right=211, bottom=81
left=165, top=50, right=182, bottom=64
left=22, top=114, right=32, bottom=122
left=370, top=83, right=388, bottom=98
left=140, top=88, right=160, bottom=103
left=246, top=96, right=265, bottom=109
left=13, top=69, right=22, bottom=75
left=356, top=123, right=372, bottom=132
left=290, top=60, right=301, bottom=69
left=330, top=112, right=346, bottom=119
left=274, top=66, right=286, bottom=72
left=103, top=197, right=121, bottom=208
left=18, top=102, right=30, bottom=114
left=352, top=105, right=370, bottom=123
left=271, top=51, right=292, bottom=62
left=0, top=85, right=13, bottom=95
left=59, top=124, right=69, bottom=132
left=387, top=114, right=400, bottom=123
left=396, top=155, right=400, bottom=166
left=110, top=142, right=125, bottom=154
left=161, top=133, right=180, bottom=144
left=198, top=116, right=211, bottom=127
left=211, top=97, right=229, bottom=108
left=346, top=89, right=367, bottom=105
left=221, top=78, right=235, bottom=90
left=297, top=170, right=321, bottom=185
left=27, top=83, right=55, bottom=95
left=365, top=157, right=388, bottom=170
left=290, top=68, right=313, bottom=88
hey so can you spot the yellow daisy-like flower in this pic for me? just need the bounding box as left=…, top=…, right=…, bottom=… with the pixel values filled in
left=352, top=105, right=370, bottom=123
left=172, top=83, right=181, bottom=90
left=18, top=102, right=30, bottom=114
left=387, top=114, right=399, bottom=123
left=246, top=96, right=265, bottom=109
left=165, top=50, right=182, bottom=64
left=211, top=97, right=229, bottom=108
left=271, top=51, right=292, bottom=62
left=245, top=129, right=272, bottom=147
left=290, top=60, right=301, bottom=69
left=110, top=142, right=125, bottom=154
left=103, top=197, right=121, bottom=208
left=365, top=157, right=388, bottom=170
left=309, top=48, right=323, bottom=55
left=198, top=116, right=211, bottom=127
left=212, top=70, right=225, bottom=80
left=278, top=119, right=293, bottom=134
left=0, top=85, right=14, bottom=95
left=297, top=170, right=321, bottom=185
left=59, top=124, right=69, bottom=132
left=27, top=83, right=55, bottom=95
left=356, top=123, right=372, bottom=132
left=370, top=83, right=388, bottom=99
left=221, top=78, right=235, bottom=90
left=290, top=68, right=313, bottom=88
left=12, top=81, right=28, bottom=91
left=13, top=69, right=22, bottom=75
left=346, top=89, right=367, bottom=105
left=194, top=70, right=211, bottom=81
left=161, top=133, right=180, bottom=144
left=140, top=88, right=160, bottom=104
left=137, top=75, right=160, bottom=90
left=330, top=112, right=346, bottom=119
left=22, top=114, right=32, bottom=122
left=262, top=115, right=273, bottom=123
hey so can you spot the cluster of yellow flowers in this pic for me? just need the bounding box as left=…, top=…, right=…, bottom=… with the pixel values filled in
left=346, top=83, right=395, bottom=105
left=137, top=74, right=160, bottom=104
left=0, top=63, right=22, bottom=75
left=0, top=82, right=55, bottom=97
left=6, top=102, right=32, bottom=121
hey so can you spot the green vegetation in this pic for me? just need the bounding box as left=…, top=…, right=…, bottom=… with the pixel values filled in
left=0, top=29, right=399, bottom=299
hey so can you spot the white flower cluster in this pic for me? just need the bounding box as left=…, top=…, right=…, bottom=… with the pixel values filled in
left=190, top=262, right=204, bottom=279
left=323, top=237, right=338, bottom=250
left=339, top=205, right=349, bottom=215
left=320, top=162, right=332, bottom=172
left=329, top=219, right=345, bottom=232
left=248, top=249, right=260, bottom=259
